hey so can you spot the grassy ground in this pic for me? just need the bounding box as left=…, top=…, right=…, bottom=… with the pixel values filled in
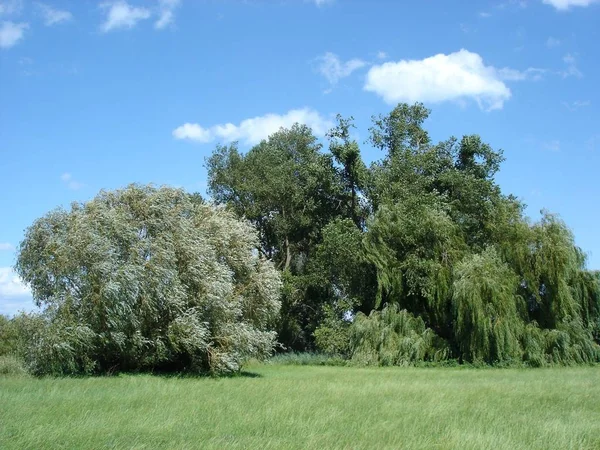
left=1, top=364, right=599, bottom=449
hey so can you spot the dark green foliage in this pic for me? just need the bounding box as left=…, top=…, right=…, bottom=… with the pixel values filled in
left=202, top=102, right=600, bottom=367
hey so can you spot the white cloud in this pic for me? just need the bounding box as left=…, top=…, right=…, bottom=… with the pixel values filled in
left=155, top=0, right=180, bottom=30
left=561, top=53, right=582, bottom=78
left=0, top=243, right=14, bottom=251
left=36, top=2, right=72, bottom=26
left=376, top=51, right=388, bottom=60
left=542, top=140, right=561, bottom=152
left=60, top=172, right=84, bottom=190
left=0, top=267, right=35, bottom=316
left=173, top=123, right=213, bottom=143
left=0, top=0, right=23, bottom=16
left=313, top=0, right=334, bottom=6
left=0, top=268, right=28, bottom=297
left=0, top=20, right=27, bottom=48
left=546, top=37, right=561, bottom=48
left=479, top=11, right=492, bottom=17
left=173, top=108, right=333, bottom=146
left=497, top=67, right=546, bottom=81
left=364, top=49, right=540, bottom=111
left=316, top=52, right=367, bottom=86
left=100, top=1, right=151, bottom=32
left=542, top=0, right=600, bottom=10
left=563, top=100, right=591, bottom=110
left=586, top=135, right=600, bottom=152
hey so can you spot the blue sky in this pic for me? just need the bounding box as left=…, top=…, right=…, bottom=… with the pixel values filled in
left=1, top=0, right=599, bottom=315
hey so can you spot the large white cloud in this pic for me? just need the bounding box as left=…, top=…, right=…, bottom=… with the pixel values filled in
left=364, top=49, right=542, bottom=111
left=173, top=108, right=333, bottom=146
left=100, top=1, right=151, bottom=32
left=0, top=20, right=27, bottom=48
left=542, top=0, right=600, bottom=10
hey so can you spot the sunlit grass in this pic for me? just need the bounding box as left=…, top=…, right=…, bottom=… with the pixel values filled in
left=1, top=364, right=599, bottom=449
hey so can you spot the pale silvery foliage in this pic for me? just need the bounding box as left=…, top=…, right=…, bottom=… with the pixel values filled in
left=16, top=185, right=282, bottom=375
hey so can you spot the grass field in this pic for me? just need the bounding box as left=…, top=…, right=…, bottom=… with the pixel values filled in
left=1, top=364, right=599, bottom=449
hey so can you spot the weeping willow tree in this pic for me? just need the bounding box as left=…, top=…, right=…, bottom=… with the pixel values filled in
left=363, top=199, right=465, bottom=340
left=452, top=247, right=525, bottom=363
left=349, top=304, right=449, bottom=366
left=352, top=103, right=600, bottom=366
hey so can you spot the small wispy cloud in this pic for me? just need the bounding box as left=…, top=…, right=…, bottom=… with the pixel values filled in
left=542, top=140, right=561, bottom=152
left=0, top=242, right=14, bottom=251
left=376, top=51, right=388, bottom=60
left=316, top=52, right=367, bottom=88
left=61, top=173, right=84, bottom=190
left=546, top=37, right=561, bottom=48
left=36, top=2, right=72, bottom=26
left=586, top=135, right=600, bottom=151
left=100, top=1, right=151, bottom=32
left=560, top=53, right=582, bottom=78
left=542, top=0, right=600, bottom=11
left=0, top=0, right=23, bottom=16
left=497, top=66, right=546, bottom=81
left=563, top=100, right=591, bottom=111
left=155, top=0, right=180, bottom=30
left=312, top=0, right=334, bottom=6
left=0, top=21, right=27, bottom=48
left=479, top=11, right=492, bottom=17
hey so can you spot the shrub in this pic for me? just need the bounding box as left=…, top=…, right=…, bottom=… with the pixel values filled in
left=0, top=355, right=28, bottom=376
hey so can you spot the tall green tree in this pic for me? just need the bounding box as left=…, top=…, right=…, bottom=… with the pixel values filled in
left=207, top=124, right=345, bottom=349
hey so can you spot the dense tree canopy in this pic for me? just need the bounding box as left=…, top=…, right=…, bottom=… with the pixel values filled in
left=9, top=103, right=599, bottom=374
left=207, top=102, right=600, bottom=366
left=15, top=185, right=282, bottom=375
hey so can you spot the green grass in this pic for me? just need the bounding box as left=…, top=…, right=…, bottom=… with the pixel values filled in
left=1, top=365, right=599, bottom=449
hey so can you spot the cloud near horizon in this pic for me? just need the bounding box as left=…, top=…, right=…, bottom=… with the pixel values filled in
left=173, top=108, right=333, bottom=146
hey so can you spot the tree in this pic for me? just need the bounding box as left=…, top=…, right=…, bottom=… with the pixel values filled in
left=15, top=184, right=282, bottom=375
left=207, top=124, right=344, bottom=350
left=205, top=102, right=600, bottom=365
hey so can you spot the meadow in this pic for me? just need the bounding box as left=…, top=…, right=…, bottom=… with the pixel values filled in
left=2, top=363, right=600, bottom=449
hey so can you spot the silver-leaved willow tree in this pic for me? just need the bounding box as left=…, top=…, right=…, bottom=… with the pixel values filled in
left=15, top=185, right=282, bottom=375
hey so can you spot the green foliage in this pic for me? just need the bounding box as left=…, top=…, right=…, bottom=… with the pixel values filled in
left=15, top=185, right=282, bottom=375
left=267, top=352, right=346, bottom=366
left=0, top=355, right=28, bottom=376
left=349, top=304, right=449, bottom=366
left=205, top=102, right=600, bottom=367
left=0, top=313, right=44, bottom=359
left=313, top=303, right=353, bottom=357
left=452, top=248, right=524, bottom=363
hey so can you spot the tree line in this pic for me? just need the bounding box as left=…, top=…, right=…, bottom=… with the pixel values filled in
left=206, top=102, right=600, bottom=366
left=1, top=102, right=599, bottom=374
